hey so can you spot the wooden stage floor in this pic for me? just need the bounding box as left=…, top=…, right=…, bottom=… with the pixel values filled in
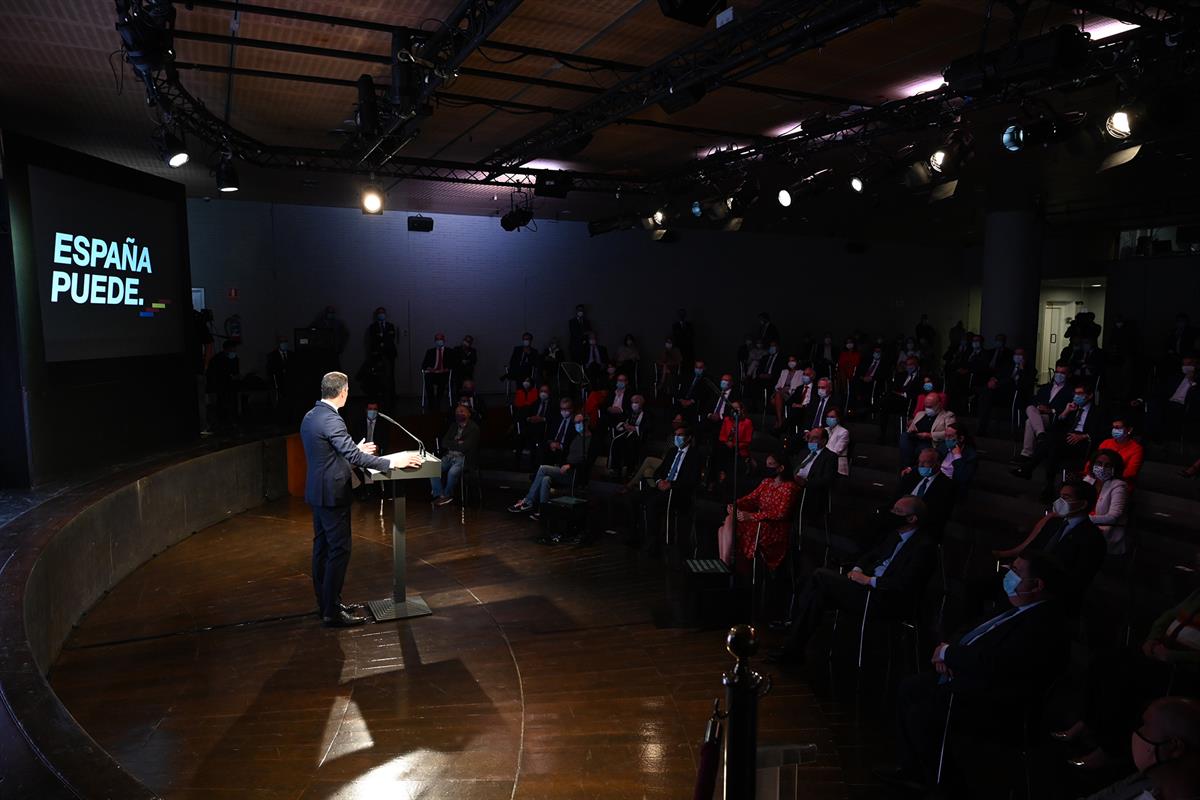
left=50, top=494, right=858, bottom=799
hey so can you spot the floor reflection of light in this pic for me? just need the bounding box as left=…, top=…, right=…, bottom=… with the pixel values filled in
left=318, top=698, right=375, bottom=767
left=326, top=750, right=438, bottom=800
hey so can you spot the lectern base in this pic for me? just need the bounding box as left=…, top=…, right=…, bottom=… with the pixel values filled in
left=367, top=596, right=432, bottom=621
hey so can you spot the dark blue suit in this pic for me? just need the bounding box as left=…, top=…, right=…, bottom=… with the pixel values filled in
left=300, top=400, right=391, bottom=617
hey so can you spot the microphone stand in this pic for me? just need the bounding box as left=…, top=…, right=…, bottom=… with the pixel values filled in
left=377, top=412, right=427, bottom=458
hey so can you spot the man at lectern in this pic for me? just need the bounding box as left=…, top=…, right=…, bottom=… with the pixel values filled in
left=301, top=372, right=421, bottom=627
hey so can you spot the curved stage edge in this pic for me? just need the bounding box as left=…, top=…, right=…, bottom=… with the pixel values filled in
left=0, top=436, right=289, bottom=799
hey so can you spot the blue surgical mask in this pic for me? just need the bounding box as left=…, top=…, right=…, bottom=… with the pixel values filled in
left=719, top=379, right=730, bottom=390
left=616, top=380, right=626, bottom=389
left=971, top=341, right=982, bottom=350
left=694, top=368, right=704, bottom=376
left=435, top=340, right=445, bottom=348
left=575, top=422, right=585, bottom=433
left=943, top=438, right=957, bottom=450
left=801, top=375, right=812, bottom=385
left=807, top=442, right=820, bottom=453
left=768, top=346, right=777, bottom=354
left=278, top=342, right=288, bottom=352
left=376, top=314, right=386, bottom=322
left=918, top=466, right=934, bottom=478
left=631, top=402, right=641, bottom=412
left=1002, top=569, right=1022, bottom=598
left=825, top=417, right=838, bottom=427
left=1053, top=373, right=1066, bottom=385
left=923, top=382, right=934, bottom=391
left=227, top=351, right=237, bottom=360
left=523, top=339, right=532, bottom=347
left=674, top=435, right=685, bottom=448
left=1074, top=394, right=1088, bottom=406
left=1111, top=428, right=1125, bottom=440
left=817, top=388, right=828, bottom=398
left=366, top=410, right=378, bottom=420
left=1013, top=354, right=1024, bottom=365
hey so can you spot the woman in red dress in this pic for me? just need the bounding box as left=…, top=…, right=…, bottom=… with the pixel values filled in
left=718, top=453, right=800, bottom=570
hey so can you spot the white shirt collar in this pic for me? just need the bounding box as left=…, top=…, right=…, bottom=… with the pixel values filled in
left=321, top=399, right=339, bottom=411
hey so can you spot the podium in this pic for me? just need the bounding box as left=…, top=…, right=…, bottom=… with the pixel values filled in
left=363, top=450, right=441, bottom=621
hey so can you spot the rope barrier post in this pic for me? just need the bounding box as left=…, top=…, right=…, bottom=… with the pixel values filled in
left=723, top=624, right=768, bottom=800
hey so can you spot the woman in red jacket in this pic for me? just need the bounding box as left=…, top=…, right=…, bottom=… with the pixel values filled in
left=718, top=453, right=800, bottom=570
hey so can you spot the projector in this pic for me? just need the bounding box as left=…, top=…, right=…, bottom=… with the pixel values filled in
left=407, top=216, right=434, bottom=232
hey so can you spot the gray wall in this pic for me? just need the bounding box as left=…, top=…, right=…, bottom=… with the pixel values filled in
left=187, top=198, right=974, bottom=395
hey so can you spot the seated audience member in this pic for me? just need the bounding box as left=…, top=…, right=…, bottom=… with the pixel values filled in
left=1080, top=697, right=1200, bottom=800
left=825, top=407, right=850, bottom=477
left=837, top=337, right=861, bottom=383
left=911, top=376, right=946, bottom=415
left=1064, top=334, right=1104, bottom=389
left=453, top=335, right=478, bottom=387
left=507, top=413, right=587, bottom=520
left=582, top=333, right=608, bottom=381
left=900, top=391, right=956, bottom=468
left=617, top=412, right=686, bottom=493
left=457, top=379, right=486, bottom=422
left=715, top=399, right=754, bottom=475
left=631, top=425, right=702, bottom=556
left=772, top=361, right=809, bottom=431
left=541, top=338, right=563, bottom=387
left=1014, top=361, right=1074, bottom=462
left=749, top=342, right=784, bottom=409
left=1085, top=449, right=1131, bottom=555
left=430, top=404, right=481, bottom=507
left=882, top=356, right=925, bottom=441
left=540, top=397, right=577, bottom=465
left=512, top=377, right=537, bottom=410
left=896, top=447, right=955, bottom=539
left=717, top=452, right=799, bottom=569
left=616, top=334, right=640, bottom=383
left=506, top=333, right=540, bottom=384
left=813, top=333, right=837, bottom=377
left=675, top=360, right=712, bottom=422
left=420, top=333, right=452, bottom=410
left=736, top=336, right=754, bottom=381
left=1084, top=417, right=1144, bottom=483
left=702, top=373, right=739, bottom=433
left=1012, top=382, right=1103, bottom=494
left=767, top=496, right=935, bottom=664
left=993, top=479, right=1105, bottom=607
left=976, top=345, right=1035, bottom=436
left=792, top=427, right=838, bottom=518
left=883, top=551, right=1070, bottom=794
left=609, top=394, right=651, bottom=479
left=603, top=372, right=632, bottom=426
left=792, top=376, right=839, bottom=437
left=1056, top=584, right=1200, bottom=776
left=658, top=337, right=683, bottom=395
left=938, top=422, right=979, bottom=499
left=1145, top=354, right=1198, bottom=440
left=852, top=342, right=888, bottom=416
left=516, top=384, right=553, bottom=469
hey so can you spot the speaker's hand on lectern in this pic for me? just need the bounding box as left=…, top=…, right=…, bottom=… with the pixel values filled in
left=389, top=452, right=424, bottom=470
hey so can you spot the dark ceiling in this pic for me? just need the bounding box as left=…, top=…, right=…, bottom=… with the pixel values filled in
left=1, top=0, right=1197, bottom=238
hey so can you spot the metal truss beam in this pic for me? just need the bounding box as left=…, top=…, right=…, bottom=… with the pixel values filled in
left=479, top=0, right=916, bottom=172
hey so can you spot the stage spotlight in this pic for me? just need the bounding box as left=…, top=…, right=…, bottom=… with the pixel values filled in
left=1002, top=115, right=1074, bottom=152
left=1002, top=124, right=1025, bottom=152
left=215, top=155, right=239, bottom=193
left=159, top=128, right=188, bottom=168
left=361, top=185, right=384, bottom=215
left=850, top=176, right=865, bottom=193
left=691, top=200, right=702, bottom=218
left=929, top=130, right=971, bottom=174
left=929, top=149, right=948, bottom=172
left=1105, top=109, right=1133, bottom=139
left=725, top=196, right=734, bottom=210
left=652, top=209, right=666, bottom=226
left=777, top=189, right=792, bottom=207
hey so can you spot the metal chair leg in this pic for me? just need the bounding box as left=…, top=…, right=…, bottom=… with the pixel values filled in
left=937, top=694, right=955, bottom=786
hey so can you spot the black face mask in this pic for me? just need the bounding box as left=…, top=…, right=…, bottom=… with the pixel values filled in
left=456, top=415, right=468, bottom=425
left=890, top=512, right=912, bottom=528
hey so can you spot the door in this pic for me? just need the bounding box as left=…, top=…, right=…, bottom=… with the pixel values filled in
left=1037, top=303, right=1065, bottom=381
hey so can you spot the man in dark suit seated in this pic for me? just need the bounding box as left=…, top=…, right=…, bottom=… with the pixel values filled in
left=881, top=549, right=1071, bottom=796
left=1012, top=382, right=1105, bottom=495
left=1014, top=361, right=1075, bottom=462
left=609, top=394, right=651, bottom=480
left=420, top=332, right=453, bottom=412
left=581, top=332, right=609, bottom=382
left=851, top=342, right=888, bottom=417
left=350, top=402, right=390, bottom=500
left=976, top=346, right=1034, bottom=437
left=993, top=478, right=1105, bottom=609
left=894, top=447, right=955, bottom=540
left=631, top=425, right=702, bottom=556
left=539, top=397, right=578, bottom=466
left=768, top=495, right=935, bottom=665
left=300, top=372, right=421, bottom=627
left=505, top=333, right=540, bottom=385
left=791, top=427, right=838, bottom=521
left=675, top=360, right=713, bottom=424
left=517, top=384, right=553, bottom=470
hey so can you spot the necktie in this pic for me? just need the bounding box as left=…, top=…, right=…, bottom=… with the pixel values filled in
left=867, top=359, right=877, bottom=378
left=590, top=345, right=599, bottom=364
left=715, top=395, right=725, bottom=416
left=915, top=476, right=931, bottom=497
left=960, top=607, right=1024, bottom=646
left=667, top=449, right=684, bottom=481
left=556, top=418, right=567, bottom=442
left=873, top=533, right=907, bottom=577
left=435, top=348, right=443, bottom=370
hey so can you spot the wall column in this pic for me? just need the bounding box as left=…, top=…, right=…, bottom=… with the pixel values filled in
left=980, top=208, right=1042, bottom=351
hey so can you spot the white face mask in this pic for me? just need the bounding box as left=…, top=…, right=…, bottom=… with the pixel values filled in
left=1052, top=497, right=1076, bottom=516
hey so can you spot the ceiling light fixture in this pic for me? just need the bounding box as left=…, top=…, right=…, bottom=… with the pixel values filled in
left=215, top=153, right=239, bottom=192
left=361, top=185, right=384, bottom=214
